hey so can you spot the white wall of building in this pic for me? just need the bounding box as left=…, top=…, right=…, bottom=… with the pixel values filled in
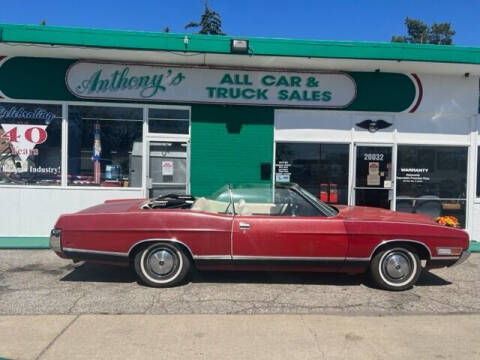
left=0, top=187, right=145, bottom=237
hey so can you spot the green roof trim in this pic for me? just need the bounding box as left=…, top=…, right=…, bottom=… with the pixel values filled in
left=1, top=23, right=480, bottom=65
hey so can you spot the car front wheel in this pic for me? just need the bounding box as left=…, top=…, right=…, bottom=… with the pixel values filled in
left=369, top=246, right=422, bottom=291
left=134, top=242, right=191, bottom=287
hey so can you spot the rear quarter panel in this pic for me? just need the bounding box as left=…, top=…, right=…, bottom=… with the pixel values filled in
left=56, top=209, right=232, bottom=256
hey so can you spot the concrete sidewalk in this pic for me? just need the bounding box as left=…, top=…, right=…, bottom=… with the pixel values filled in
left=0, top=315, right=479, bottom=360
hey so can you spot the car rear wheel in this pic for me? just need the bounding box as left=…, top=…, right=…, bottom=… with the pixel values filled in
left=134, top=242, right=190, bottom=287
left=369, top=246, right=421, bottom=291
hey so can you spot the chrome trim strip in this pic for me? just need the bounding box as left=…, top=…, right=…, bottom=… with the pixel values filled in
left=430, top=256, right=462, bottom=260
left=368, top=239, right=432, bottom=260
left=232, top=255, right=346, bottom=261
left=126, top=238, right=195, bottom=258
left=345, top=257, right=370, bottom=261
left=194, top=255, right=371, bottom=262
left=62, top=248, right=128, bottom=257
left=193, top=255, right=232, bottom=260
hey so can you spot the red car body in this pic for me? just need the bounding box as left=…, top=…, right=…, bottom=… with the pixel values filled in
left=51, top=195, right=470, bottom=275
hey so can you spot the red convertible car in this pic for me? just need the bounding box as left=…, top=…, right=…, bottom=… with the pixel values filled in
left=50, top=183, right=470, bottom=291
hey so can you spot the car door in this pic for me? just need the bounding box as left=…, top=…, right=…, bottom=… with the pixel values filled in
left=231, top=186, right=348, bottom=269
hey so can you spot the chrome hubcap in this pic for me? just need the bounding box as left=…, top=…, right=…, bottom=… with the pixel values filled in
left=384, top=252, right=411, bottom=280
left=148, top=249, right=175, bottom=276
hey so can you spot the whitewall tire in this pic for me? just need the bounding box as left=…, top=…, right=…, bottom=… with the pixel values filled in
left=369, top=246, right=422, bottom=291
left=134, top=242, right=191, bottom=287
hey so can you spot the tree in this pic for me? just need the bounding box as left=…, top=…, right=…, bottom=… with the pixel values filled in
left=392, top=17, right=455, bottom=45
left=163, top=26, right=170, bottom=33
left=429, top=22, right=455, bottom=45
left=40, top=19, right=47, bottom=26
left=185, top=1, right=225, bottom=35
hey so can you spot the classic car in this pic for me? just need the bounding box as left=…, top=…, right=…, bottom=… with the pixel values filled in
left=50, top=183, right=471, bottom=291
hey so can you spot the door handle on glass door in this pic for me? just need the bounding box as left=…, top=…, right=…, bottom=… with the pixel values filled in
left=239, top=222, right=250, bottom=229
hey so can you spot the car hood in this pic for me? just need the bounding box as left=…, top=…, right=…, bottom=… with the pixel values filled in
left=337, top=205, right=436, bottom=225
left=76, top=198, right=147, bottom=214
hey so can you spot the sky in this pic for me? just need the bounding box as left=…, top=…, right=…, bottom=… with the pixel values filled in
left=0, top=0, right=479, bottom=46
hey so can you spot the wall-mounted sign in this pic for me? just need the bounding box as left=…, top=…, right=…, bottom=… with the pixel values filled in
left=66, top=62, right=357, bottom=108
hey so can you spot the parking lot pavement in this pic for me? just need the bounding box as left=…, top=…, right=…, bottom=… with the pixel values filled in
left=0, top=250, right=479, bottom=315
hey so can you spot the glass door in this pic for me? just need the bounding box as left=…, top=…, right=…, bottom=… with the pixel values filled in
left=354, top=145, right=393, bottom=209
left=148, top=141, right=189, bottom=198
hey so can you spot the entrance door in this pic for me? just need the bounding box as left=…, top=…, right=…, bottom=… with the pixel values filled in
left=148, top=141, right=189, bottom=198
left=354, top=145, right=393, bottom=209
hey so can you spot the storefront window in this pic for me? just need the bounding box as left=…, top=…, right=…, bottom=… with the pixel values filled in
left=0, top=102, right=62, bottom=186
left=68, top=106, right=143, bottom=187
left=148, top=108, right=189, bottom=134
left=275, top=143, right=349, bottom=205
left=396, top=145, right=467, bottom=227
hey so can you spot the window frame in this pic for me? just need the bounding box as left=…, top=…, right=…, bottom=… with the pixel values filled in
left=274, top=140, right=351, bottom=206
left=395, top=144, right=469, bottom=201
left=147, top=108, right=191, bottom=136
left=67, top=103, right=144, bottom=189
left=0, top=99, right=191, bottom=191
left=0, top=99, right=64, bottom=188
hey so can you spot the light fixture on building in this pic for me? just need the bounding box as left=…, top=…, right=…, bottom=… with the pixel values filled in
left=231, top=39, right=249, bottom=54
left=356, top=119, right=392, bottom=133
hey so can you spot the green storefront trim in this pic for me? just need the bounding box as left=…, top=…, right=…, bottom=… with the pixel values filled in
left=0, top=237, right=49, bottom=249
left=190, top=104, right=274, bottom=196
left=1, top=23, right=480, bottom=64
left=469, top=241, right=480, bottom=253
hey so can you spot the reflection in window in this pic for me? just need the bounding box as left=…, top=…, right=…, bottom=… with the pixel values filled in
left=148, top=108, right=189, bottom=134
left=68, top=106, right=143, bottom=187
left=0, top=102, right=62, bottom=186
left=275, top=143, right=349, bottom=205
left=396, top=145, right=467, bottom=227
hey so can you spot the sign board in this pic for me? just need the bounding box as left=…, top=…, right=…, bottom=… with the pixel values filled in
left=66, top=62, right=357, bottom=108
left=162, top=161, right=174, bottom=176
left=0, top=124, right=48, bottom=161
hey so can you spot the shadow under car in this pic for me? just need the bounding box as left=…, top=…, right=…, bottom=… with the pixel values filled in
left=60, top=262, right=452, bottom=288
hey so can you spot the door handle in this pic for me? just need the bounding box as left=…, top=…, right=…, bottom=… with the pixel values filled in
left=239, top=222, right=250, bottom=230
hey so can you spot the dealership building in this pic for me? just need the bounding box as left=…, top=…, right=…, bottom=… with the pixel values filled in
left=0, top=23, right=479, bottom=249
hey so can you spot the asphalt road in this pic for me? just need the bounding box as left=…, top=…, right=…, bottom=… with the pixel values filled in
left=0, top=250, right=479, bottom=315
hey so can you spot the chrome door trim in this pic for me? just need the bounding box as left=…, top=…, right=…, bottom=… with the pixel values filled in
left=232, top=255, right=347, bottom=261
left=193, top=255, right=232, bottom=260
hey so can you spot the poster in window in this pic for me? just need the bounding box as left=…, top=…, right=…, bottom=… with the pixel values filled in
left=162, top=161, right=174, bottom=176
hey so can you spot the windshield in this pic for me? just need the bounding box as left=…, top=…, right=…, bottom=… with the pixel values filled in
left=294, top=185, right=339, bottom=217
left=189, top=183, right=339, bottom=216
left=228, top=183, right=338, bottom=217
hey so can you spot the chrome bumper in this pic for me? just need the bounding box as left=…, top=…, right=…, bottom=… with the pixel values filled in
left=450, top=250, right=471, bottom=267
left=49, top=229, right=62, bottom=252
